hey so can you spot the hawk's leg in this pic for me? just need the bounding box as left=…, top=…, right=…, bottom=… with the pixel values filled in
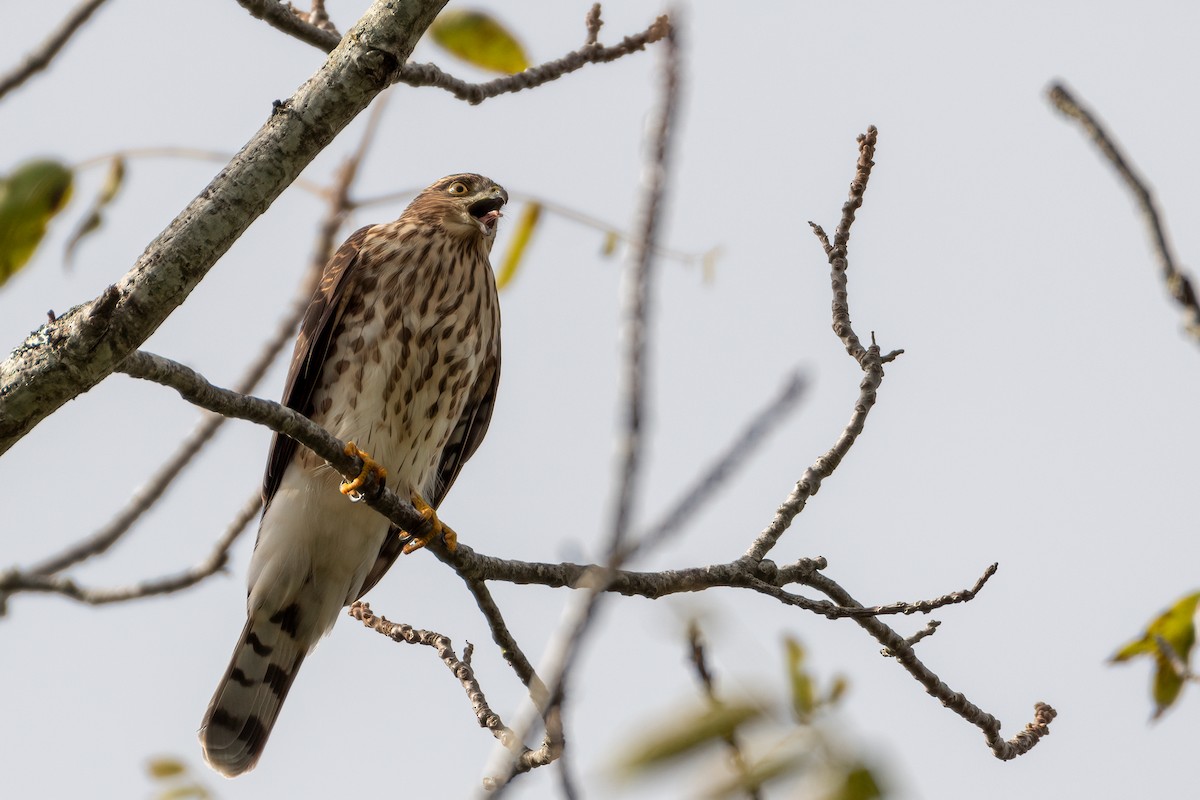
left=401, top=492, right=459, bottom=554
left=339, top=441, right=387, bottom=499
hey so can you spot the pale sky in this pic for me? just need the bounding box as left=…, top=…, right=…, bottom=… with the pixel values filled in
left=3, top=2, right=1200, bottom=799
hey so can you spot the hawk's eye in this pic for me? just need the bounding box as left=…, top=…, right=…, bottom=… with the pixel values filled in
left=448, top=181, right=469, bottom=195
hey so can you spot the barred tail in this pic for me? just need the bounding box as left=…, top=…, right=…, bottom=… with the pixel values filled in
left=200, top=603, right=307, bottom=777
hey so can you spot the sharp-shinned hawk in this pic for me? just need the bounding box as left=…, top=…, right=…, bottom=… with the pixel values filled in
left=200, top=173, right=507, bottom=776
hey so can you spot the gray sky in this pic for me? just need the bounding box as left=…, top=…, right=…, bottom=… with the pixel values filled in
left=3, top=1, right=1199, bottom=798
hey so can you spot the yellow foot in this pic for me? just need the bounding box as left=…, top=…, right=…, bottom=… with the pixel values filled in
left=401, top=492, right=459, bottom=554
left=339, top=441, right=387, bottom=499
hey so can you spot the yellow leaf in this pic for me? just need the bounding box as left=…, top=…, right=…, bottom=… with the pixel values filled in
left=0, top=159, right=74, bottom=288
left=65, top=156, right=125, bottom=267
left=146, top=757, right=186, bottom=779
left=429, top=10, right=529, bottom=74
left=600, top=230, right=619, bottom=257
left=495, top=201, right=541, bottom=290
left=616, top=701, right=764, bottom=775
left=1111, top=591, right=1200, bottom=718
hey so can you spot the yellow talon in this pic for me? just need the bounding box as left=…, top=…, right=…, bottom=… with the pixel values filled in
left=339, top=441, right=387, bottom=498
left=401, top=492, right=459, bottom=554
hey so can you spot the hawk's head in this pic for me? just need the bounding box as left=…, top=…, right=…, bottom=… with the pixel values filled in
left=408, top=173, right=508, bottom=245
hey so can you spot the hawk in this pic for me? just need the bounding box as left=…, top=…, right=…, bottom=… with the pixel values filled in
left=200, top=174, right=507, bottom=776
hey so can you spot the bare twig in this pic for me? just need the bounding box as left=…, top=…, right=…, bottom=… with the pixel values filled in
left=813, top=571, right=1056, bottom=761
left=745, top=127, right=901, bottom=563
left=307, top=0, right=338, bottom=35
left=0, top=490, right=257, bottom=610
left=349, top=602, right=520, bottom=747
left=0, top=0, right=111, bottom=102
left=688, top=621, right=760, bottom=800
left=393, top=12, right=671, bottom=106
left=882, top=620, right=941, bottom=657
left=1048, top=82, right=1200, bottom=343
left=234, top=0, right=341, bottom=51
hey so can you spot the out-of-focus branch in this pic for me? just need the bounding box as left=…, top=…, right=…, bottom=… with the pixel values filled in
left=0, top=0, right=111, bottom=102
left=394, top=10, right=671, bottom=106
left=745, top=127, right=902, bottom=563
left=0, top=490, right=257, bottom=611
left=687, top=621, right=759, bottom=800
left=486, top=27, right=681, bottom=794
left=1048, top=82, right=1200, bottom=343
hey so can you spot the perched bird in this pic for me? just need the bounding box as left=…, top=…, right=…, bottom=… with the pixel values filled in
left=200, top=173, right=507, bottom=777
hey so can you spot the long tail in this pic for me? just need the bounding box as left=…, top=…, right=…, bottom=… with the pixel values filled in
left=200, top=603, right=307, bottom=777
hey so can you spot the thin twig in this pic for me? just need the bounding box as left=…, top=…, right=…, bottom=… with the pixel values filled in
left=393, top=13, right=671, bottom=106
left=811, top=571, right=1056, bottom=761
left=744, top=127, right=901, bottom=563
left=1048, top=82, right=1200, bottom=343
left=235, top=0, right=341, bottom=51
left=349, top=602, right=519, bottom=747
left=882, top=620, right=941, bottom=658
left=0, top=490, right=258, bottom=609
left=0, top=0, right=111, bottom=102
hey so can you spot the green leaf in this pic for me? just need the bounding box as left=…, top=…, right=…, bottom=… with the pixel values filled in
left=146, top=757, right=186, bottom=779
left=705, top=750, right=809, bottom=799
left=0, top=159, right=74, bottom=288
left=829, top=763, right=884, bottom=800
left=1111, top=591, right=1200, bottom=718
left=429, top=10, right=529, bottom=74
left=786, top=637, right=815, bottom=722
left=616, top=701, right=764, bottom=775
left=64, top=156, right=125, bottom=267
left=495, top=201, right=540, bottom=290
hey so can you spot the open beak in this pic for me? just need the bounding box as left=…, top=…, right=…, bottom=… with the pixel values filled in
left=468, top=193, right=506, bottom=235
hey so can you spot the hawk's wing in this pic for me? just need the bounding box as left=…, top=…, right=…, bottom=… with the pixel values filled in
left=262, top=225, right=374, bottom=511
left=355, top=347, right=501, bottom=600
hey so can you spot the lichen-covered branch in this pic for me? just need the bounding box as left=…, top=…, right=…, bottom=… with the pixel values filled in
left=0, top=0, right=447, bottom=456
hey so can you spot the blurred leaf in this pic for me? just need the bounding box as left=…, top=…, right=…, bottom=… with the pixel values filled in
left=156, top=786, right=209, bottom=800
left=429, top=10, right=529, bottom=74
left=829, top=763, right=884, bottom=800
left=64, top=156, right=124, bottom=267
left=827, top=675, right=850, bottom=707
left=1111, top=591, right=1200, bottom=718
left=600, top=230, right=619, bottom=257
left=0, top=159, right=74, bottom=288
left=701, top=245, right=722, bottom=282
left=786, top=637, right=815, bottom=722
left=705, top=750, right=809, bottom=799
left=495, top=201, right=541, bottom=290
left=617, top=701, right=764, bottom=775
left=146, top=756, right=186, bottom=779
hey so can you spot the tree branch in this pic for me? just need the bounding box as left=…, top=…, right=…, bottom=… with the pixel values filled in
left=0, top=0, right=111, bottom=102
left=744, top=126, right=901, bottom=563
left=393, top=12, right=671, bottom=106
left=0, top=489, right=257, bottom=610
left=0, top=0, right=447, bottom=456
left=234, top=0, right=340, bottom=51
left=1048, top=82, right=1200, bottom=344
